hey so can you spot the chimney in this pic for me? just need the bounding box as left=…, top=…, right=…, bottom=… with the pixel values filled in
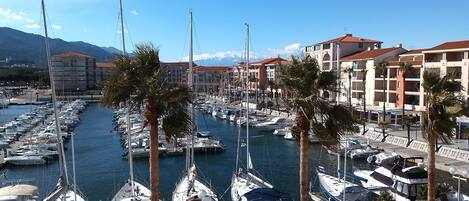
left=395, top=43, right=402, bottom=48
left=345, top=33, right=352, bottom=37
left=367, top=46, right=373, bottom=51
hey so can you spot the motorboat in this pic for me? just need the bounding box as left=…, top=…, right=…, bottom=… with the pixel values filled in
left=354, top=156, right=427, bottom=201
left=367, top=152, right=398, bottom=166
left=284, top=131, right=295, bottom=140
left=346, top=145, right=382, bottom=160
left=252, top=117, right=287, bottom=131
left=273, top=127, right=290, bottom=136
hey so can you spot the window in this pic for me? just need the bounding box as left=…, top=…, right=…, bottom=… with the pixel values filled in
left=359, top=43, right=363, bottom=48
left=323, top=44, right=331, bottom=49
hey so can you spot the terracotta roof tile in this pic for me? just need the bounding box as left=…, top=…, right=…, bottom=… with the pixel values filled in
left=426, top=40, right=469, bottom=51
left=401, top=49, right=429, bottom=55
left=341, top=47, right=400, bottom=61
left=316, top=34, right=382, bottom=45
left=54, top=52, right=94, bottom=58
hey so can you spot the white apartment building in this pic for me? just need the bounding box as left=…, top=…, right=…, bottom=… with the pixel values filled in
left=339, top=46, right=407, bottom=108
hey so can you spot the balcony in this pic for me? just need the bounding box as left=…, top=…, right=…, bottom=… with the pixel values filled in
left=425, top=62, right=441, bottom=68
left=447, top=61, right=463, bottom=67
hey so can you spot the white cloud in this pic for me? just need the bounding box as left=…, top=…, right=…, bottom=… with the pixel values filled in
left=25, top=23, right=40, bottom=29
left=131, top=10, right=138, bottom=15
left=52, top=24, right=62, bottom=30
left=267, top=43, right=302, bottom=56
left=19, top=11, right=27, bottom=16
left=26, top=18, right=34, bottom=23
left=178, top=50, right=259, bottom=62
left=0, top=8, right=23, bottom=20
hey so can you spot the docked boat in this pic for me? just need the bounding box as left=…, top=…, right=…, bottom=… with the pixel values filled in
left=283, top=131, right=295, bottom=140
left=112, top=179, right=151, bottom=201
left=231, top=24, right=291, bottom=201
left=346, top=145, right=382, bottom=160
left=316, top=168, right=375, bottom=201
left=354, top=156, right=427, bottom=201
left=0, top=184, right=39, bottom=201
left=366, top=152, right=398, bottom=166
left=5, top=155, right=46, bottom=166
left=173, top=12, right=218, bottom=201
left=253, top=117, right=286, bottom=131
left=273, top=127, right=290, bottom=136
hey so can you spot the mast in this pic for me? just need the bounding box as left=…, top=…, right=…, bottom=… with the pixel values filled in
left=42, top=0, right=69, bottom=188
left=189, top=11, right=195, bottom=169
left=244, top=23, right=250, bottom=172
left=119, top=0, right=135, bottom=197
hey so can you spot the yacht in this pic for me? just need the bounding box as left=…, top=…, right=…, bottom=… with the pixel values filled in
left=316, top=168, right=375, bottom=201
left=354, top=156, right=427, bottom=201
left=252, top=117, right=286, bottom=131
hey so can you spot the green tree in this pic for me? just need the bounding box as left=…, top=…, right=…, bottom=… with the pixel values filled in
left=422, top=71, right=467, bottom=201
left=280, top=56, right=358, bottom=201
left=399, top=62, right=413, bottom=128
left=375, top=62, right=389, bottom=141
left=403, top=115, right=418, bottom=147
left=101, top=43, right=191, bottom=201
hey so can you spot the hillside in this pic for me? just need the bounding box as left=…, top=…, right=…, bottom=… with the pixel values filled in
left=0, top=27, right=115, bottom=66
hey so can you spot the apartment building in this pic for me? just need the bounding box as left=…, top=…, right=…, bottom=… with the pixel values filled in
left=51, top=52, right=96, bottom=92
left=304, top=34, right=382, bottom=71
left=339, top=46, right=407, bottom=108
left=233, top=58, right=287, bottom=92
left=160, top=62, right=192, bottom=85
left=96, top=62, right=115, bottom=89
left=194, top=66, right=233, bottom=94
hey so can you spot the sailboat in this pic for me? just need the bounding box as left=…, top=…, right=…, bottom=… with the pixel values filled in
left=172, top=12, right=218, bottom=201
left=40, top=0, right=85, bottom=200
left=111, top=0, right=151, bottom=200
left=230, top=24, right=291, bottom=201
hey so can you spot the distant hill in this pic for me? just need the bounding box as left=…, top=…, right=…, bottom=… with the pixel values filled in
left=0, top=27, right=116, bottom=66
left=101, top=46, right=123, bottom=55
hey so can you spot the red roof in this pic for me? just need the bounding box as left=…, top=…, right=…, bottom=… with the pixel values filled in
left=250, top=58, right=287, bottom=65
left=161, top=62, right=197, bottom=68
left=401, top=49, right=428, bottom=55
left=426, top=40, right=469, bottom=51
left=317, top=34, right=382, bottom=45
left=341, top=47, right=401, bottom=61
left=96, top=62, right=115, bottom=68
left=54, top=52, right=93, bottom=58
left=194, top=66, right=232, bottom=72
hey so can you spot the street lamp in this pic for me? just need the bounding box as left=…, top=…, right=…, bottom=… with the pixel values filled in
left=449, top=165, right=468, bottom=201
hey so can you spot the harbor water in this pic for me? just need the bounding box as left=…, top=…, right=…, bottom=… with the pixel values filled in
left=1, top=103, right=468, bottom=200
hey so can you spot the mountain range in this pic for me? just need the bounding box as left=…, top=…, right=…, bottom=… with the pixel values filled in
left=0, top=27, right=116, bottom=66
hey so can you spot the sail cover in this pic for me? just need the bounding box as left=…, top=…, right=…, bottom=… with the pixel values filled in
left=242, top=188, right=292, bottom=201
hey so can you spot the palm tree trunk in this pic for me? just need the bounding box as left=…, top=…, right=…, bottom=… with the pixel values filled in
left=297, top=110, right=309, bottom=201
left=148, top=99, right=160, bottom=201
left=427, top=136, right=436, bottom=201
left=402, top=76, right=405, bottom=129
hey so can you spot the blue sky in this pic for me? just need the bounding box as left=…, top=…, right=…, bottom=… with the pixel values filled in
left=1, top=0, right=469, bottom=62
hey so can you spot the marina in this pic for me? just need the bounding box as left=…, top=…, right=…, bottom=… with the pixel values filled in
left=0, top=102, right=468, bottom=200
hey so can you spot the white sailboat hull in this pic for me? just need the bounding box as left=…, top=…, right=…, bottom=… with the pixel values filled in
left=112, top=179, right=151, bottom=201
left=56, top=190, right=85, bottom=201
left=5, top=156, right=46, bottom=166
left=172, top=175, right=218, bottom=201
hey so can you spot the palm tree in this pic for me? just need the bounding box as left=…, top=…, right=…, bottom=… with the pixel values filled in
left=280, top=56, right=358, bottom=201
left=343, top=67, right=353, bottom=110
left=422, top=71, right=467, bottom=201
left=399, top=62, right=413, bottom=128
left=403, top=115, right=417, bottom=147
left=375, top=62, right=389, bottom=141
left=101, top=43, right=192, bottom=201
